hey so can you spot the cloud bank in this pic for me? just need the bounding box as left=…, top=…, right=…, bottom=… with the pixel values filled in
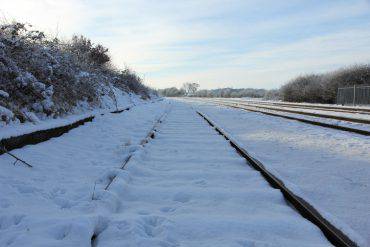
left=1, top=0, right=370, bottom=89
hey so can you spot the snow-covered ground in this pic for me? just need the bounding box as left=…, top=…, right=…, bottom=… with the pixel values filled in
left=0, top=92, right=148, bottom=140
left=182, top=99, right=370, bottom=246
left=234, top=98, right=370, bottom=111
left=192, top=98, right=370, bottom=132
left=229, top=100, right=370, bottom=121
left=0, top=101, right=168, bottom=246
left=96, top=103, right=330, bottom=246
left=0, top=100, right=332, bottom=246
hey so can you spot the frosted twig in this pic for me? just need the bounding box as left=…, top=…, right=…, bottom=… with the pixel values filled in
left=1, top=146, right=33, bottom=168
left=91, top=181, right=97, bottom=200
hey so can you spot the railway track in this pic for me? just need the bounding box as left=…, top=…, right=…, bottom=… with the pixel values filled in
left=91, top=108, right=171, bottom=245
left=0, top=102, right=171, bottom=246
left=209, top=99, right=370, bottom=124
left=193, top=99, right=370, bottom=136
left=0, top=99, right=163, bottom=155
left=220, top=99, right=370, bottom=115
left=197, top=110, right=357, bottom=247
left=0, top=102, right=362, bottom=246
left=93, top=104, right=354, bottom=246
left=0, top=107, right=134, bottom=155
left=103, top=109, right=170, bottom=191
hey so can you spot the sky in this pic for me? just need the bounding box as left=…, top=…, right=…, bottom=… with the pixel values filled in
left=1, top=0, right=370, bottom=89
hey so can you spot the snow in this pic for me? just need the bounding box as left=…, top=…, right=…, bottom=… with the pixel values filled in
left=96, top=102, right=330, bottom=246
left=0, top=112, right=93, bottom=140
left=0, top=92, right=150, bottom=139
left=233, top=98, right=370, bottom=110
left=220, top=98, right=370, bottom=121
left=243, top=103, right=370, bottom=132
left=184, top=99, right=370, bottom=246
left=190, top=98, right=370, bottom=132
left=0, top=101, right=167, bottom=246
left=0, top=106, right=14, bottom=124
left=0, top=90, right=9, bottom=98
left=0, top=100, right=331, bottom=246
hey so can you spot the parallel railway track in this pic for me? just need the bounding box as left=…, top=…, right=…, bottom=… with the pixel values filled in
left=220, top=99, right=370, bottom=115
left=194, top=99, right=370, bottom=136
left=0, top=100, right=163, bottom=155
left=103, top=109, right=170, bottom=191
left=97, top=105, right=358, bottom=246
left=209, top=99, right=370, bottom=124
left=1, top=100, right=360, bottom=246
left=98, top=104, right=350, bottom=246
left=197, top=110, right=357, bottom=247
left=0, top=107, right=135, bottom=155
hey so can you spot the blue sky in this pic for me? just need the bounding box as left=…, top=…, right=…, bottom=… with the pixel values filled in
left=1, top=0, right=370, bottom=89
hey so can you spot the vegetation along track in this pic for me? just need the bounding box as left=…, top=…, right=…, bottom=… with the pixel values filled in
left=197, top=110, right=357, bottom=247
left=200, top=99, right=370, bottom=136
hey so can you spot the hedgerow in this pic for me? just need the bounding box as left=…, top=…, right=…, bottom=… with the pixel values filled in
left=0, top=22, right=153, bottom=125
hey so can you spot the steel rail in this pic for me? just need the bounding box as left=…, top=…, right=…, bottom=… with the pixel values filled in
left=197, top=110, right=358, bottom=247
left=104, top=109, right=170, bottom=190
left=0, top=115, right=95, bottom=155
left=210, top=99, right=370, bottom=124
left=220, top=99, right=370, bottom=114
left=0, top=107, right=135, bottom=155
left=203, top=100, right=370, bottom=136
left=92, top=108, right=170, bottom=246
left=256, top=102, right=370, bottom=114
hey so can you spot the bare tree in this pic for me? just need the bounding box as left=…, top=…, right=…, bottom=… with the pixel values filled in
left=157, top=87, right=185, bottom=97
left=181, top=82, right=199, bottom=96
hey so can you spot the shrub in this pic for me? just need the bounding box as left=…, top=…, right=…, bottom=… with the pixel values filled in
left=279, top=64, right=370, bottom=103
left=157, top=87, right=185, bottom=97
left=0, top=21, right=152, bottom=125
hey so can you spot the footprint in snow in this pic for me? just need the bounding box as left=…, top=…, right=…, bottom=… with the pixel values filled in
left=194, top=179, right=207, bottom=187
left=0, top=199, right=12, bottom=209
left=159, top=206, right=176, bottom=213
left=173, top=192, right=191, bottom=203
left=141, top=216, right=167, bottom=238
left=137, top=210, right=150, bottom=215
left=0, top=214, right=25, bottom=230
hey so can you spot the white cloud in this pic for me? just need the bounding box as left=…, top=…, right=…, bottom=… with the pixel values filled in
left=154, top=27, right=370, bottom=89
left=0, top=0, right=91, bottom=37
left=1, top=0, right=370, bottom=89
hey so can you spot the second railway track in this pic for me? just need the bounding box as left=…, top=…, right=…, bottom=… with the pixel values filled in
left=193, top=98, right=370, bottom=136
left=209, top=99, right=370, bottom=124
left=1, top=101, right=363, bottom=246
left=218, top=99, right=370, bottom=115
left=197, top=110, right=357, bottom=247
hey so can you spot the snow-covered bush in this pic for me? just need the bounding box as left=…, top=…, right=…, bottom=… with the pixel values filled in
left=0, top=22, right=153, bottom=125
left=280, top=64, right=370, bottom=103
left=158, top=87, right=268, bottom=98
